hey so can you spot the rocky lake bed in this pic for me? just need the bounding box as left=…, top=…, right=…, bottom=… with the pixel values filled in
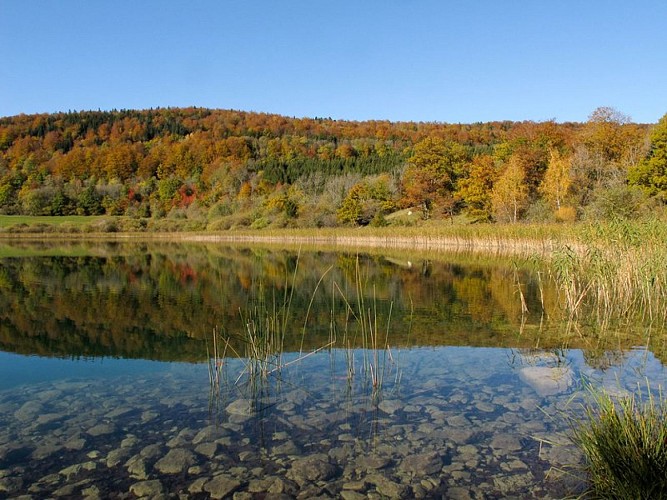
left=1, top=347, right=660, bottom=499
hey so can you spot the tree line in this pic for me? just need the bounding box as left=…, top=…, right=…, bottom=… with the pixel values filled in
left=0, top=106, right=665, bottom=228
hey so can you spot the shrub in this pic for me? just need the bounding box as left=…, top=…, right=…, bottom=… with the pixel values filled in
left=250, top=216, right=270, bottom=230
left=523, top=199, right=555, bottom=223
left=206, top=212, right=252, bottom=231
left=208, top=200, right=236, bottom=218
left=555, top=206, right=577, bottom=223
left=583, top=185, right=649, bottom=221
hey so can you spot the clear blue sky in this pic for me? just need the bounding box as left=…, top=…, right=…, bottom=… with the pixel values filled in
left=2, top=1, right=666, bottom=123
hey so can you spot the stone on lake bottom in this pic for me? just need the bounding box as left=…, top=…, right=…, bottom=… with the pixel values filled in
left=493, top=471, right=535, bottom=495
left=490, top=434, right=523, bottom=453
left=125, top=456, right=149, bottom=480
left=399, top=451, right=442, bottom=476
left=378, top=399, right=402, bottom=415
left=225, top=398, right=254, bottom=416
left=287, top=454, right=339, bottom=485
left=86, top=423, right=115, bottom=437
left=106, top=448, right=132, bottom=468
left=341, top=491, right=366, bottom=500
left=154, top=448, right=197, bottom=474
left=129, top=479, right=165, bottom=497
left=194, top=442, right=219, bottom=459
left=203, top=474, right=242, bottom=499
left=59, top=461, right=96, bottom=479
left=368, top=474, right=407, bottom=498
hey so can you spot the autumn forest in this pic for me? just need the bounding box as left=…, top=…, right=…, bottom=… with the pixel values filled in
left=1, top=106, right=666, bottom=230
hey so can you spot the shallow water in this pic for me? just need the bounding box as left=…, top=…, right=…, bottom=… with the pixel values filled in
left=0, top=242, right=665, bottom=498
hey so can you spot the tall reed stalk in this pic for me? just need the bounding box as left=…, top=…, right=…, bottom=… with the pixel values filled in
left=208, top=254, right=400, bottom=407
left=237, top=283, right=287, bottom=383
left=206, top=327, right=231, bottom=419
left=333, top=257, right=397, bottom=397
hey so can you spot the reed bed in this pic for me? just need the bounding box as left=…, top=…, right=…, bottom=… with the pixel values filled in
left=206, top=253, right=399, bottom=405
left=183, top=223, right=580, bottom=257
left=549, top=219, right=667, bottom=328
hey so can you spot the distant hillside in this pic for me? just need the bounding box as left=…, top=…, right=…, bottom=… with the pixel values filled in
left=0, top=107, right=661, bottom=230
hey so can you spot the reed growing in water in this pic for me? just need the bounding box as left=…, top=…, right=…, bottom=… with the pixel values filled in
left=209, top=255, right=396, bottom=399
left=331, top=256, right=397, bottom=395
left=549, top=218, right=667, bottom=328
left=571, top=383, right=667, bottom=499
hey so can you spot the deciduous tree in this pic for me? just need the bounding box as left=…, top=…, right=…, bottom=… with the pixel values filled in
left=400, top=137, right=468, bottom=219
left=491, top=155, right=528, bottom=223
left=456, top=154, right=496, bottom=222
left=540, top=149, right=572, bottom=211
left=628, top=113, right=667, bottom=201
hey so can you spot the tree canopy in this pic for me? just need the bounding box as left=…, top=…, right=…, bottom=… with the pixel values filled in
left=0, top=106, right=661, bottom=228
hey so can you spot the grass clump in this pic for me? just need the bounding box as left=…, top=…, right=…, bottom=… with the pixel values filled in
left=572, top=384, right=667, bottom=499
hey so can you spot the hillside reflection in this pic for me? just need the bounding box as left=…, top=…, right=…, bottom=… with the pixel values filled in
left=0, top=242, right=661, bottom=364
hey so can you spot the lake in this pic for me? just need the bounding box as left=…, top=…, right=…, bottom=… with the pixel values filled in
left=0, top=241, right=665, bottom=498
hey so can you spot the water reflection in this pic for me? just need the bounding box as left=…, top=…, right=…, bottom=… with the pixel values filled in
left=0, top=241, right=662, bottom=361
left=0, top=242, right=666, bottom=497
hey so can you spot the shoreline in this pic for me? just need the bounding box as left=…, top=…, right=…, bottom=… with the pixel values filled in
left=0, top=230, right=580, bottom=257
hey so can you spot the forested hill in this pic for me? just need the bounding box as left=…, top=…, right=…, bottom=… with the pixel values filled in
left=0, top=107, right=664, bottom=229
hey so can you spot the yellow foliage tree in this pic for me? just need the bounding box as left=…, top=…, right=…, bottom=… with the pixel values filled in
left=456, top=154, right=496, bottom=222
left=491, top=155, right=528, bottom=223
left=540, top=149, right=572, bottom=211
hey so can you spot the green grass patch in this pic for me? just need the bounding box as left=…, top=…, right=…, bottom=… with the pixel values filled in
left=0, top=215, right=111, bottom=228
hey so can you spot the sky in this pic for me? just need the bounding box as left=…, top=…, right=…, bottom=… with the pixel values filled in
left=1, top=1, right=666, bottom=124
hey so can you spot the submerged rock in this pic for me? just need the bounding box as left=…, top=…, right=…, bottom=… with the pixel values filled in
left=129, top=479, right=165, bottom=497
left=519, top=366, right=573, bottom=397
left=14, top=401, right=43, bottom=422
left=59, top=461, right=96, bottom=479
left=225, top=399, right=254, bottom=416
left=368, top=474, right=407, bottom=498
left=194, top=442, right=219, bottom=459
left=399, top=451, right=443, bottom=476
left=125, top=455, right=149, bottom=480
left=86, top=423, right=115, bottom=437
left=490, top=433, right=523, bottom=454
left=0, top=475, right=23, bottom=494
left=203, top=474, right=242, bottom=499
left=154, top=448, right=197, bottom=474
left=63, top=436, right=86, bottom=451
left=493, top=471, right=535, bottom=495
left=355, top=454, right=392, bottom=472
left=378, top=399, right=402, bottom=415
left=287, top=454, right=339, bottom=485
left=192, top=425, right=227, bottom=445
left=106, top=447, right=132, bottom=468
left=340, top=491, right=366, bottom=500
